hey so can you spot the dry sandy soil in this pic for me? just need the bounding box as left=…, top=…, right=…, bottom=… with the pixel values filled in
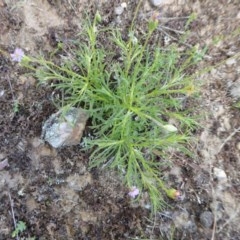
left=0, top=0, right=240, bottom=239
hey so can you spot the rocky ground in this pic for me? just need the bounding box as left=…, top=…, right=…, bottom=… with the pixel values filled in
left=0, top=0, right=240, bottom=239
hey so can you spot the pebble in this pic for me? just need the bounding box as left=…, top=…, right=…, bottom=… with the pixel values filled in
left=150, top=0, right=162, bottom=6
left=200, top=211, right=214, bottom=228
left=222, top=116, right=231, bottom=131
left=187, top=215, right=198, bottom=233
left=0, top=89, right=4, bottom=97
left=236, top=142, right=240, bottom=150
left=0, top=158, right=9, bottom=171
left=172, top=211, right=189, bottom=228
left=150, top=0, right=174, bottom=6
left=230, top=84, right=240, bottom=98
left=226, top=58, right=236, bottom=66
left=121, top=2, right=127, bottom=8
left=173, top=211, right=197, bottom=233
left=41, top=107, right=88, bottom=148
left=115, top=6, right=124, bottom=15
left=237, top=11, right=240, bottom=19
left=213, top=167, right=227, bottom=183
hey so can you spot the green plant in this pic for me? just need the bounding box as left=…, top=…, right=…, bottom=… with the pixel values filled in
left=12, top=221, right=26, bottom=237
left=11, top=220, right=35, bottom=239
left=22, top=12, right=201, bottom=212
left=13, top=100, right=20, bottom=113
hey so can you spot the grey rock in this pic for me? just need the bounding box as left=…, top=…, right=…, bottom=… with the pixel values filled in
left=213, top=167, right=227, bottom=183
left=42, top=107, right=88, bottom=148
left=173, top=211, right=189, bottom=229
left=200, top=211, right=214, bottom=228
left=115, top=6, right=124, bottom=15
left=150, top=0, right=162, bottom=6
left=0, top=89, right=4, bottom=97
left=0, top=158, right=9, bottom=170
left=187, top=216, right=198, bottom=233
left=149, top=0, right=174, bottom=7
left=230, top=83, right=240, bottom=99
left=226, top=58, right=236, bottom=66
left=173, top=211, right=197, bottom=233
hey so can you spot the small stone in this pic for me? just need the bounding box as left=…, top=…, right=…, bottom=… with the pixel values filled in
left=213, top=167, right=227, bottom=183
left=42, top=107, right=88, bottom=148
left=0, top=158, right=9, bottom=171
left=237, top=11, right=240, bottom=19
left=222, top=116, right=231, bottom=131
left=186, top=216, right=197, bottom=233
left=236, top=142, right=240, bottom=150
left=115, top=6, right=124, bottom=15
left=121, top=2, right=127, bottom=8
left=230, top=83, right=240, bottom=98
left=150, top=0, right=162, bottom=6
left=0, top=89, right=4, bottom=97
left=150, top=0, right=174, bottom=6
left=200, top=211, right=213, bottom=228
left=226, top=58, right=236, bottom=66
left=172, top=211, right=197, bottom=233
left=172, top=211, right=189, bottom=228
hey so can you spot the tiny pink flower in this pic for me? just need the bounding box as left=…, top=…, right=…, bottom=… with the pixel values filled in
left=128, top=186, right=140, bottom=198
left=10, top=48, right=25, bottom=62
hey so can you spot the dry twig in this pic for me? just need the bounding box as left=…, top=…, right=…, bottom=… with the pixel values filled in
left=218, top=126, right=240, bottom=153
left=8, top=191, right=19, bottom=240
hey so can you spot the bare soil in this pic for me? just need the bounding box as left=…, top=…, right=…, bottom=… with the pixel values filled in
left=0, top=0, right=240, bottom=239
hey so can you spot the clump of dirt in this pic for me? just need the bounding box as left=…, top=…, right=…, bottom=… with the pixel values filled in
left=1, top=0, right=240, bottom=239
